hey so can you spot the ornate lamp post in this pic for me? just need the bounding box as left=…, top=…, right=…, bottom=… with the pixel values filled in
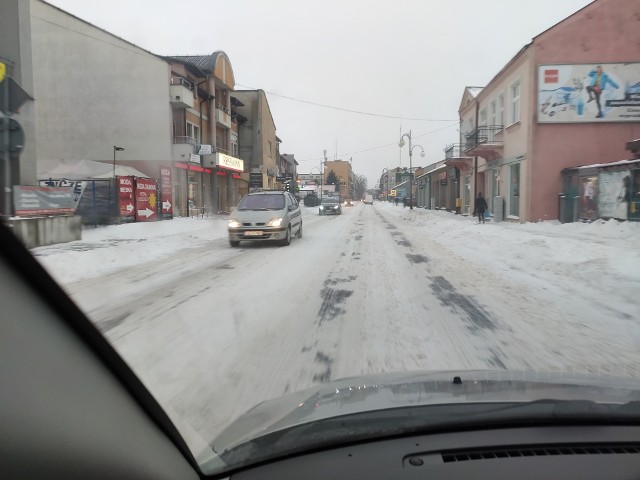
left=399, top=131, right=425, bottom=210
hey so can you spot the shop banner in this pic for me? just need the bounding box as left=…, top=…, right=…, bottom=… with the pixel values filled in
left=579, top=176, right=598, bottom=221
left=13, top=186, right=75, bottom=216
left=135, top=178, right=157, bottom=222
left=599, top=171, right=630, bottom=220
left=160, top=166, right=173, bottom=215
left=538, top=63, right=640, bottom=123
left=118, top=176, right=135, bottom=217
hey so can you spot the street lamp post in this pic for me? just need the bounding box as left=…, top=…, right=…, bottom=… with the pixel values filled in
left=113, top=146, right=125, bottom=178
left=399, top=130, right=425, bottom=210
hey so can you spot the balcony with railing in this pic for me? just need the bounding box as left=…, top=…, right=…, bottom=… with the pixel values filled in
left=443, top=143, right=473, bottom=170
left=464, top=125, right=504, bottom=161
left=169, top=76, right=194, bottom=109
left=216, top=102, right=232, bottom=129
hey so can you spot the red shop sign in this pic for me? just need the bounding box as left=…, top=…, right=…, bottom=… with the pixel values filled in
left=135, top=177, right=157, bottom=222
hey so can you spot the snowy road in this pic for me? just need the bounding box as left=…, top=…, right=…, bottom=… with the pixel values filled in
left=34, top=203, right=640, bottom=444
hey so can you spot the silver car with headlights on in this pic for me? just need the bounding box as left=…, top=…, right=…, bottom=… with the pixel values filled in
left=228, top=191, right=302, bottom=247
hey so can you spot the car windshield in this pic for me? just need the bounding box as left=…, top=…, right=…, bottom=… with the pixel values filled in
left=4, top=0, right=640, bottom=477
left=237, top=194, right=285, bottom=210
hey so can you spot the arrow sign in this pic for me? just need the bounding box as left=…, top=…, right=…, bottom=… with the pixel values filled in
left=126, top=203, right=134, bottom=212
left=137, top=208, right=154, bottom=218
left=162, top=200, right=171, bottom=211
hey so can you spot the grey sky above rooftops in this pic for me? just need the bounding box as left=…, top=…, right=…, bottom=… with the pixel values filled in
left=48, top=0, right=593, bottom=185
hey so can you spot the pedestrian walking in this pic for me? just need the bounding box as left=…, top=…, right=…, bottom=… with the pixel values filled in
left=402, top=197, right=407, bottom=208
left=474, top=192, right=488, bottom=224
left=395, top=197, right=399, bottom=206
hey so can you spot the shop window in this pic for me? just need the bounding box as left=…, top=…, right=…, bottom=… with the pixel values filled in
left=509, top=163, right=520, bottom=217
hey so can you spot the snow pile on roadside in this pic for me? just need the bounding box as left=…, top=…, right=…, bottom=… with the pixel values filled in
left=381, top=204, right=640, bottom=318
left=32, top=217, right=229, bottom=284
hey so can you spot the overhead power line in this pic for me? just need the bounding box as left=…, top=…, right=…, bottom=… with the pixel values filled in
left=236, top=83, right=457, bottom=122
left=296, top=122, right=459, bottom=163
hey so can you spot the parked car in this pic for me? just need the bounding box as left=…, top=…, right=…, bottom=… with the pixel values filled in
left=228, top=190, right=302, bottom=247
left=319, top=196, right=342, bottom=215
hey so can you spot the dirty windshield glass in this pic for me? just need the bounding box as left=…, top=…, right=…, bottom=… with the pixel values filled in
left=3, top=0, right=640, bottom=476
left=238, top=194, right=285, bottom=210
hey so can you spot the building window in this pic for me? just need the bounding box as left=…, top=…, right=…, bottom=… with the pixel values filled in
left=509, top=163, right=520, bottom=217
left=510, top=81, right=520, bottom=125
left=490, top=100, right=497, bottom=126
left=186, top=123, right=192, bottom=138
left=479, top=108, right=487, bottom=126
left=498, top=93, right=504, bottom=127
left=268, top=141, right=272, bottom=158
left=193, top=125, right=200, bottom=143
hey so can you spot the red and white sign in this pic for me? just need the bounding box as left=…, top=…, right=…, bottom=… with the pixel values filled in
left=118, top=176, right=135, bottom=217
left=544, top=69, right=559, bottom=83
left=160, top=166, right=173, bottom=215
left=135, top=178, right=157, bottom=222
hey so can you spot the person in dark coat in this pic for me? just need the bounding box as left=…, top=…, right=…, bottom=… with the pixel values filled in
left=474, top=192, right=488, bottom=223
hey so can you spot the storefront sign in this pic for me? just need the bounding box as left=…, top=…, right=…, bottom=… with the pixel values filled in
left=538, top=63, right=640, bottom=122
left=135, top=178, right=157, bottom=222
left=118, top=176, right=135, bottom=217
left=13, top=186, right=75, bottom=216
left=216, top=152, right=244, bottom=172
left=250, top=172, right=263, bottom=188
left=197, top=144, right=212, bottom=155
left=160, top=166, right=173, bottom=215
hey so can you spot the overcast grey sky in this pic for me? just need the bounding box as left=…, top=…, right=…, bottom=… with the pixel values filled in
left=48, top=0, right=593, bottom=186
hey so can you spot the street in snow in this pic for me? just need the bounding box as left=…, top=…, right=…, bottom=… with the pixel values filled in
left=32, top=202, right=640, bottom=444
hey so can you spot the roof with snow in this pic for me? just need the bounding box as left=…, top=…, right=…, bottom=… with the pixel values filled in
left=38, top=159, right=150, bottom=180
left=567, top=158, right=640, bottom=171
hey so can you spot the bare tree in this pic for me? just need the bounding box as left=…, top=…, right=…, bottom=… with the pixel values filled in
left=353, top=174, right=368, bottom=200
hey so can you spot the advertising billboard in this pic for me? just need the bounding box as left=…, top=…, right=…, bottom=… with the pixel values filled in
left=118, top=176, right=135, bottom=218
left=135, top=178, right=157, bottom=222
left=160, top=166, right=173, bottom=216
left=538, top=63, right=640, bottom=123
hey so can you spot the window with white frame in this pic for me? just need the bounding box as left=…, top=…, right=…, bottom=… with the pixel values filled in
left=490, top=100, right=497, bottom=126
left=498, top=93, right=504, bottom=127
left=193, top=125, right=200, bottom=143
left=510, top=82, right=520, bottom=125
left=479, top=108, right=487, bottom=126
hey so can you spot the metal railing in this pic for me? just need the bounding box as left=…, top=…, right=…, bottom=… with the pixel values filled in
left=464, top=125, right=503, bottom=152
left=173, top=136, right=197, bottom=145
left=444, top=144, right=467, bottom=158
left=170, top=76, right=194, bottom=90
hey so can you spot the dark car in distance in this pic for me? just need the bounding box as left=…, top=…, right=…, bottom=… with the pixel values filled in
left=319, top=196, right=342, bottom=215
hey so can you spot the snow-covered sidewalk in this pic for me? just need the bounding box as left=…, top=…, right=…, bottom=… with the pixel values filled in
left=32, top=216, right=229, bottom=284
left=379, top=202, right=640, bottom=319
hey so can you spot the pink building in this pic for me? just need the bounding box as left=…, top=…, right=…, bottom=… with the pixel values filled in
left=450, top=0, right=640, bottom=222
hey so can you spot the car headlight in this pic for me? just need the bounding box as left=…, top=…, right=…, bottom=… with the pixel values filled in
left=228, top=219, right=241, bottom=228
left=319, top=206, right=324, bottom=209
left=267, top=217, right=283, bottom=227
left=334, top=205, right=339, bottom=209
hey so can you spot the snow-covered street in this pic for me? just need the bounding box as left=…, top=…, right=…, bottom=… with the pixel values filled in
left=32, top=203, right=640, bottom=444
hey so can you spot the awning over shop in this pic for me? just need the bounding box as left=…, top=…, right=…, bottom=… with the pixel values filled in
left=38, top=159, right=150, bottom=180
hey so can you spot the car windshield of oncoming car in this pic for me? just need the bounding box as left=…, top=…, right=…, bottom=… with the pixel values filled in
left=238, top=194, right=286, bottom=210
left=322, top=197, right=339, bottom=204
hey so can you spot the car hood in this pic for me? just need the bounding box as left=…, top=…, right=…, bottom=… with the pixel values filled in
left=230, top=208, right=286, bottom=222
left=212, top=370, right=640, bottom=454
